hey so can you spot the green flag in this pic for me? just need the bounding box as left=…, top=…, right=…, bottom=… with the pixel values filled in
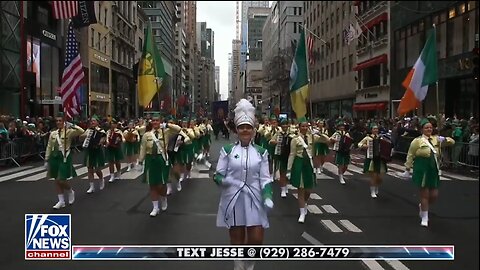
left=289, top=30, right=309, bottom=120
left=138, top=21, right=166, bottom=107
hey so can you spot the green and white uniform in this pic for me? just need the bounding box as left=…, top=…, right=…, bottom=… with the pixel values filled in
left=46, top=125, right=84, bottom=180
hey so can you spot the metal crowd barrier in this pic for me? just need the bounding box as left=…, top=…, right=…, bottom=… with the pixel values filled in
left=392, top=136, right=479, bottom=169
left=0, top=134, right=84, bottom=167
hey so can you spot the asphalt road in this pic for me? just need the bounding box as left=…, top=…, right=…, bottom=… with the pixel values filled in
left=0, top=137, right=478, bottom=270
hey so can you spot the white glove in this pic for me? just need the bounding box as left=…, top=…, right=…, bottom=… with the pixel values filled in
left=286, top=172, right=291, bottom=180
left=44, top=161, right=48, bottom=169
left=438, top=136, right=445, bottom=143
left=161, top=123, right=167, bottom=129
left=311, top=129, right=319, bottom=135
left=264, top=198, right=274, bottom=209
left=65, top=122, right=73, bottom=129
left=398, top=170, right=410, bottom=179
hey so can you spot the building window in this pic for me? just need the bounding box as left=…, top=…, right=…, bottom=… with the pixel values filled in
left=294, top=22, right=297, bottom=33
left=112, top=40, right=116, bottom=60
left=331, top=13, right=334, bottom=28
left=299, top=7, right=302, bottom=16
left=104, top=8, right=107, bottom=26
left=342, top=3, right=346, bottom=18
left=313, top=8, right=316, bottom=21
left=97, top=33, right=101, bottom=50
left=294, top=7, right=297, bottom=15
left=336, top=33, right=339, bottom=50
left=103, top=37, right=107, bottom=53
left=326, top=65, right=329, bottom=79
left=138, top=37, right=142, bottom=51
left=336, top=8, right=339, bottom=23
left=336, top=60, right=339, bottom=76
left=321, top=23, right=324, bottom=35
left=321, top=67, right=324, bottom=81
left=330, top=38, right=334, bottom=52
left=316, top=69, right=320, bottom=82
left=448, top=7, right=456, bottom=19
left=349, top=54, right=353, bottom=71
left=326, top=18, right=329, bottom=32
left=330, top=63, right=334, bottom=78
left=342, top=57, right=346, bottom=74
left=91, top=29, right=95, bottom=47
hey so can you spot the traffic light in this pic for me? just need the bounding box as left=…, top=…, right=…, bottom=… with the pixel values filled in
left=473, top=48, right=479, bottom=80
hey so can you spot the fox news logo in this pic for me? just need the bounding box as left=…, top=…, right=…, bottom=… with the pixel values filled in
left=25, top=214, right=71, bottom=260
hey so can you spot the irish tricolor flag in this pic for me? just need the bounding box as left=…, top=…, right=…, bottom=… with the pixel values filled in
left=397, top=28, right=438, bottom=116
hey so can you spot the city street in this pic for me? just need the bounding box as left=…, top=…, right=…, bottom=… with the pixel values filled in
left=0, top=138, right=478, bottom=270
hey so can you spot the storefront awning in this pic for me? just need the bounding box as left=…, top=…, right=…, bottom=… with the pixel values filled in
left=361, top=13, right=388, bottom=31
left=353, top=54, right=388, bottom=71
left=353, top=102, right=387, bottom=111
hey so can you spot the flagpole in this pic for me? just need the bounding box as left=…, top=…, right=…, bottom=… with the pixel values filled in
left=433, top=24, right=440, bottom=117
left=302, top=27, right=313, bottom=120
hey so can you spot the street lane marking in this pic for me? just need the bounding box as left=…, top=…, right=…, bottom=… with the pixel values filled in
left=348, top=164, right=364, bottom=174
left=388, top=163, right=406, bottom=171
left=316, top=173, right=334, bottom=179
left=321, top=205, right=339, bottom=214
left=309, top=193, right=322, bottom=200
left=291, top=193, right=298, bottom=199
left=385, top=260, right=410, bottom=270
left=301, top=232, right=323, bottom=245
left=361, top=260, right=385, bottom=270
left=190, top=172, right=210, bottom=179
left=0, top=167, right=46, bottom=182
left=121, top=169, right=144, bottom=180
left=323, top=162, right=353, bottom=176
left=307, top=204, right=322, bottom=214
left=320, top=220, right=343, bottom=233
left=441, top=171, right=478, bottom=181
left=0, top=166, right=33, bottom=177
left=339, top=219, right=362, bottom=233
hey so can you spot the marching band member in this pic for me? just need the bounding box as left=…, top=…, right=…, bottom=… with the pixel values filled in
left=313, top=120, right=330, bottom=176
left=135, top=119, right=147, bottom=166
left=191, top=118, right=202, bottom=160
left=269, top=118, right=293, bottom=198
left=177, top=118, right=196, bottom=184
left=214, top=99, right=273, bottom=270
left=330, top=121, right=353, bottom=185
left=358, top=124, right=389, bottom=198
left=400, top=119, right=454, bottom=227
left=139, top=113, right=182, bottom=217
left=166, top=116, right=188, bottom=192
left=287, top=117, right=322, bottom=223
left=45, top=113, right=84, bottom=209
left=105, top=119, right=125, bottom=182
left=124, top=121, right=140, bottom=172
left=202, top=119, right=213, bottom=159
left=81, top=115, right=106, bottom=194
left=265, top=115, right=281, bottom=181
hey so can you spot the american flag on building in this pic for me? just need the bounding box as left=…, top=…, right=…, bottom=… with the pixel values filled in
left=52, top=1, right=78, bottom=19
left=306, top=32, right=315, bottom=66
left=60, top=23, right=84, bottom=119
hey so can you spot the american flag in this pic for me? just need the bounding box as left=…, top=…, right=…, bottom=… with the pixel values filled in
left=60, top=23, right=84, bottom=119
left=307, top=32, right=315, bottom=66
left=52, top=1, right=78, bottom=19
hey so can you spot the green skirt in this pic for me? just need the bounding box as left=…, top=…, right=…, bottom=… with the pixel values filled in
left=202, top=134, right=211, bottom=148
left=412, top=155, right=440, bottom=189
left=274, top=155, right=288, bottom=173
left=335, top=152, right=351, bottom=165
left=291, top=156, right=316, bottom=189
left=267, top=144, right=275, bottom=160
left=192, top=139, right=201, bottom=154
left=106, top=146, right=124, bottom=162
left=124, top=142, right=138, bottom=156
left=48, top=152, right=77, bottom=180
left=84, top=147, right=105, bottom=169
left=260, top=136, right=269, bottom=149
left=363, top=158, right=387, bottom=174
left=314, top=143, right=330, bottom=156
left=143, top=154, right=170, bottom=185
left=180, top=144, right=194, bottom=164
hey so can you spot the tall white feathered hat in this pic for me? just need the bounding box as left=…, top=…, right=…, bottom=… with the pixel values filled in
left=234, top=99, right=256, bottom=127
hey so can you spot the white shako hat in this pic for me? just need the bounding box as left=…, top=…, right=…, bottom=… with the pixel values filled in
left=234, top=99, right=256, bottom=127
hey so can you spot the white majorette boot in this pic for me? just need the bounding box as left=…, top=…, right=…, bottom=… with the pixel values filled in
left=176, top=180, right=182, bottom=192
left=375, top=186, right=379, bottom=195
left=115, top=171, right=120, bottom=180
left=126, top=164, right=131, bottom=172
left=298, top=208, right=306, bottom=223
left=99, top=178, right=105, bottom=190
left=53, top=195, right=66, bottom=209
left=280, top=186, right=287, bottom=198
left=109, top=174, right=115, bottom=182
left=150, top=201, right=160, bottom=217
left=68, top=190, right=75, bottom=205
left=87, top=182, right=95, bottom=194
left=370, top=186, right=377, bottom=198
left=167, top=183, right=172, bottom=195
left=420, top=210, right=429, bottom=227
left=161, top=197, right=168, bottom=211
left=339, top=174, right=346, bottom=185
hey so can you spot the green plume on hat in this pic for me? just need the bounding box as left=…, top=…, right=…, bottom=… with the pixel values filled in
left=56, top=112, right=64, bottom=118
left=336, top=119, right=345, bottom=127
left=91, top=114, right=100, bottom=121
left=298, top=116, right=308, bottom=124
left=269, top=114, right=277, bottom=120
left=420, top=118, right=430, bottom=127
